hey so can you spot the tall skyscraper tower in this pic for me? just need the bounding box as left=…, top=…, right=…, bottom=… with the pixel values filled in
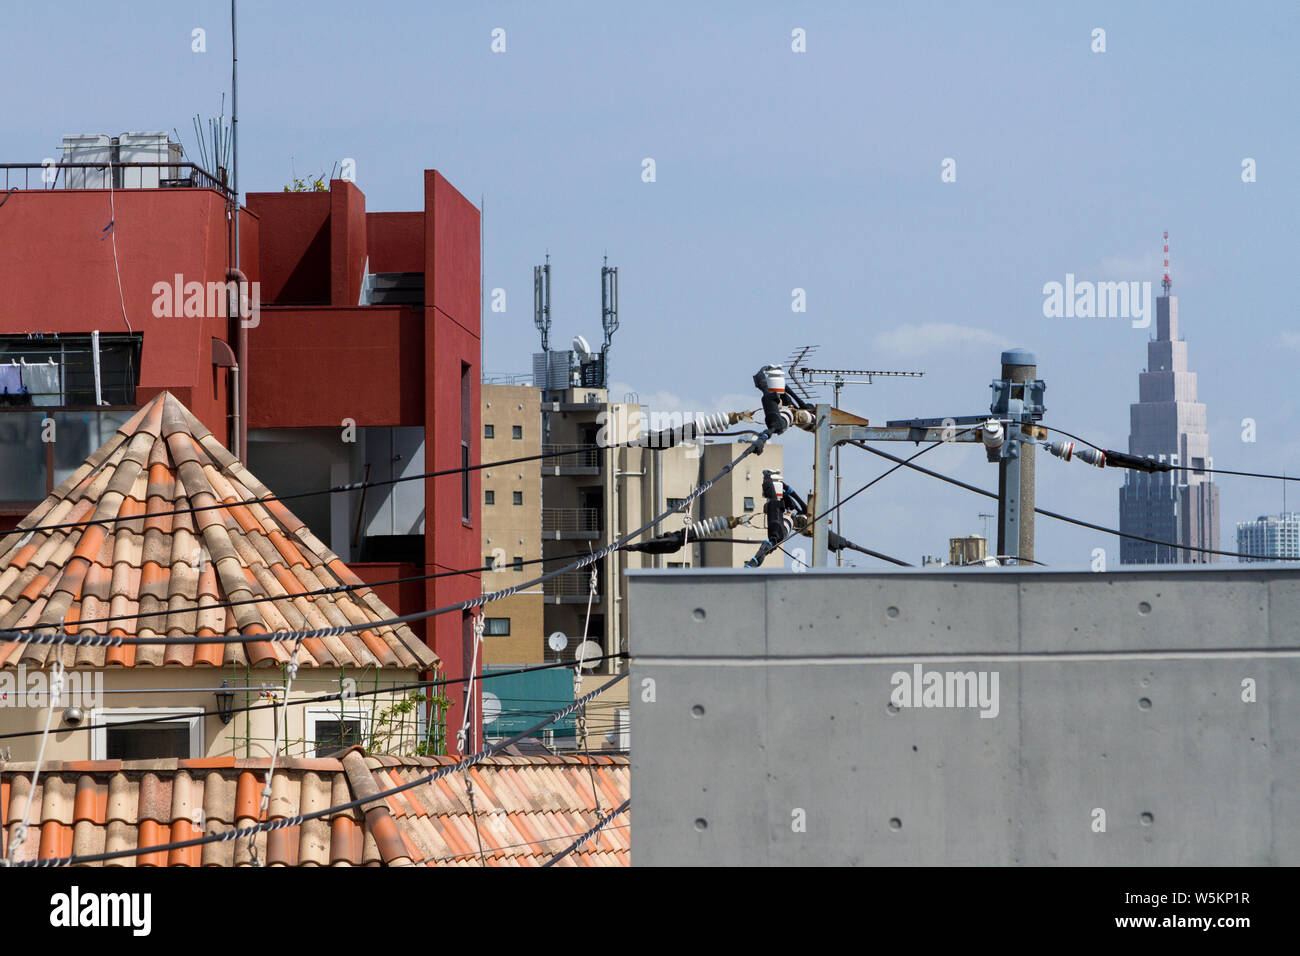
left=1118, top=233, right=1220, bottom=564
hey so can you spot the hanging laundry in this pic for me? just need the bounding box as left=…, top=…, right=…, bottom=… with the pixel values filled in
left=0, top=365, right=21, bottom=405
left=21, top=363, right=60, bottom=406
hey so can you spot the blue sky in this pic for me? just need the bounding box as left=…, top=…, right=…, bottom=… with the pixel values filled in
left=4, top=0, right=1298, bottom=567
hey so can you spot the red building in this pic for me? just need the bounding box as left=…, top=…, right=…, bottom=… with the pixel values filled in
left=0, top=154, right=481, bottom=749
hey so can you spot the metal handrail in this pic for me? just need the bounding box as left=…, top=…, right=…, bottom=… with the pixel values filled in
left=542, top=443, right=601, bottom=468
left=1, top=162, right=232, bottom=195
left=541, top=507, right=602, bottom=532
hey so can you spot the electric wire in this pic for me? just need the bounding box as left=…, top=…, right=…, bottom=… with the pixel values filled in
left=7, top=538, right=753, bottom=632
left=10, top=427, right=742, bottom=537
left=849, top=440, right=1300, bottom=562
left=0, top=651, right=628, bottom=742
left=540, top=798, right=630, bottom=868
left=1042, top=423, right=1300, bottom=482
left=0, top=434, right=770, bottom=648
left=6, top=670, right=628, bottom=867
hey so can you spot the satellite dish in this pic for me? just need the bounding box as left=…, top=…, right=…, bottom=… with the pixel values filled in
left=574, top=640, right=602, bottom=669
left=573, top=335, right=592, bottom=359
left=481, top=691, right=501, bottom=725
left=548, top=631, right=569, bottom=652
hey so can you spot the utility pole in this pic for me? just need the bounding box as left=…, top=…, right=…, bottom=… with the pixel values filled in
left=990, top=349, right=1043, bottom=565
left=806, top=348, right=1043, bottom=568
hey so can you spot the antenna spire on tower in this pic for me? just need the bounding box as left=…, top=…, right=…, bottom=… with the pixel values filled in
left=1161, top=230, right=1172, bottom=296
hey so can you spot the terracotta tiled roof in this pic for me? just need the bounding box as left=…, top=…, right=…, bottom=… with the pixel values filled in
left=0, top=752, right=629, bottom=866
left=0, top=392, right=436, bottom=670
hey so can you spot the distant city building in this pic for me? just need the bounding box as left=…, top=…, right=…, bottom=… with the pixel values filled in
left=950, top=534, right=988, bottom=566
left=1236, top=513, right=1300, bottom=562
left=1118, top=252, right=1220, bottom=564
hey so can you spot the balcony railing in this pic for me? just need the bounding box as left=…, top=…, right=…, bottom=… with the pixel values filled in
left=543, top=572, right=599, bottom=598
left=542, top=507, right=601, bottom=534
left=1, top=162, right=232, bottom=195
left=542, top=443, right=601, bottom=470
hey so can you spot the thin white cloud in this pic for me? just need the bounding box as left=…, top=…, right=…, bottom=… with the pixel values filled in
left=1281, top=332, right=1300, bottom=350
left=607, top=382, right=755, bottom=414
left=873, top=323, right=1011, bottom=357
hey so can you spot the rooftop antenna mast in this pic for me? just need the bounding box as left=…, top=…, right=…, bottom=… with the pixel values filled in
left=793, top=360, right=925, bottom=565
left=533, top=255, right=551, bottom=353
left=600, top=256, right=619, bottom=387
left=1162, top=230, right=1171, bottom=296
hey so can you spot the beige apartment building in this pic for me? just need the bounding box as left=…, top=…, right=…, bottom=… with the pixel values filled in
left=480, top=382, right=781, bottom=750
left=479, top=385, right=545, bottom=668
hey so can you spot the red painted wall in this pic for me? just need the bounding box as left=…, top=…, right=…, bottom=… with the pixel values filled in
left=244, top=191, right=329, bottom=305
left=423, top=171, right=482, bottom=752
left=246, top=305, right=424, bottom=428
left=329, top=180, right=367, bottom=307
left=0, top=188, right=253, bottom=447
left=366, top=212, right=423, bottom=273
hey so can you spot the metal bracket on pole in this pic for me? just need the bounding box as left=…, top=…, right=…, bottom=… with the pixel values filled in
left=808, top=408, right=981, bottom=568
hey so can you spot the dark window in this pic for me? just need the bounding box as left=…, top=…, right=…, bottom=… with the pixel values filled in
left=512, top=556, right=523, bottom=571
left=105, top=723, right=192, bottom=760
left=485, top=489, right=495, bottom=505
left=513, top=491, right=523, bottom=506
left=0, top=333, right=142, bottom=407
left=485, top=554, right=498, bottom=570
left=667, top=497, right=687, bottom=511
left=484, top=618, right=511, bottom=636
left=484, top=424, right=495, bottom=439
left=743, top=497, right=755, bottom=512
left=314, top=718, right=363, bottom=757
left=512, top=425, right=523, bottom=440
left=461, top=362, right=472, bottom=523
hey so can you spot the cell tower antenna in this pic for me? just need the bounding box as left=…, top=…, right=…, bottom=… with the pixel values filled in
left=533, top=254, right=552, bottom=352
left=1162, top=230, right=1171, bottom=296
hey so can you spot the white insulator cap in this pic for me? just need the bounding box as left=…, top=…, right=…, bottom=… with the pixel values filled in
left=760, top=364, right=786, bottom=392
left=982, top=420, right=1005, bottom=450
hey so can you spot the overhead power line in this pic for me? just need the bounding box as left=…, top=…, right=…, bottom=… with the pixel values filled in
left=8, top=412, right=755, bottom=537
left=8, top=534, right=759, bottom=632
left=5, top=671, right=628, bottom=868
left=0, top=434, right=772, bottom=649
left=849, top=441, right=1300, bottom=563
left=540, top=798, right=630, bottom=867
left=1041, top=424, right=1300, bottom=482
left=0, top=651, right=628, bottom=742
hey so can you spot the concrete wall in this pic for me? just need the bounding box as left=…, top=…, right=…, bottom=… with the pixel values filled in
left=629, top=566, right=1300, bottom=865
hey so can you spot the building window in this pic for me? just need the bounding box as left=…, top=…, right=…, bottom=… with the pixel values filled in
left=667, top=497, right=688, bottom=511
left=513, top=491, right=523, bottom=506
left=0, top=333, right=142, bottom=407
left=90, top=708, right=203, bottom=760
left=512, top=425, right=523, bottom=440
left=667, top=561, right=687, bottom=568
left=461, top=362, right=472, bottom=524
left=484, top=617, right=511, bottom=636
left=305, top=708, right=366, bottom=757
left=513, top=556, right=523, bottom=571
left=484, top=424, right=495, bottom=439
left=485, top=554, right=499, bottom=570
left=743, top=497, right=755, bottom=512
left=485, top=489, right=495, bottom=505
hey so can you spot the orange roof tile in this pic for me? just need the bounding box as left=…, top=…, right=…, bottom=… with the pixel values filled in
left=0, top=392, right=435, bottom=670
left=0, top=753, right=629, bottom=867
